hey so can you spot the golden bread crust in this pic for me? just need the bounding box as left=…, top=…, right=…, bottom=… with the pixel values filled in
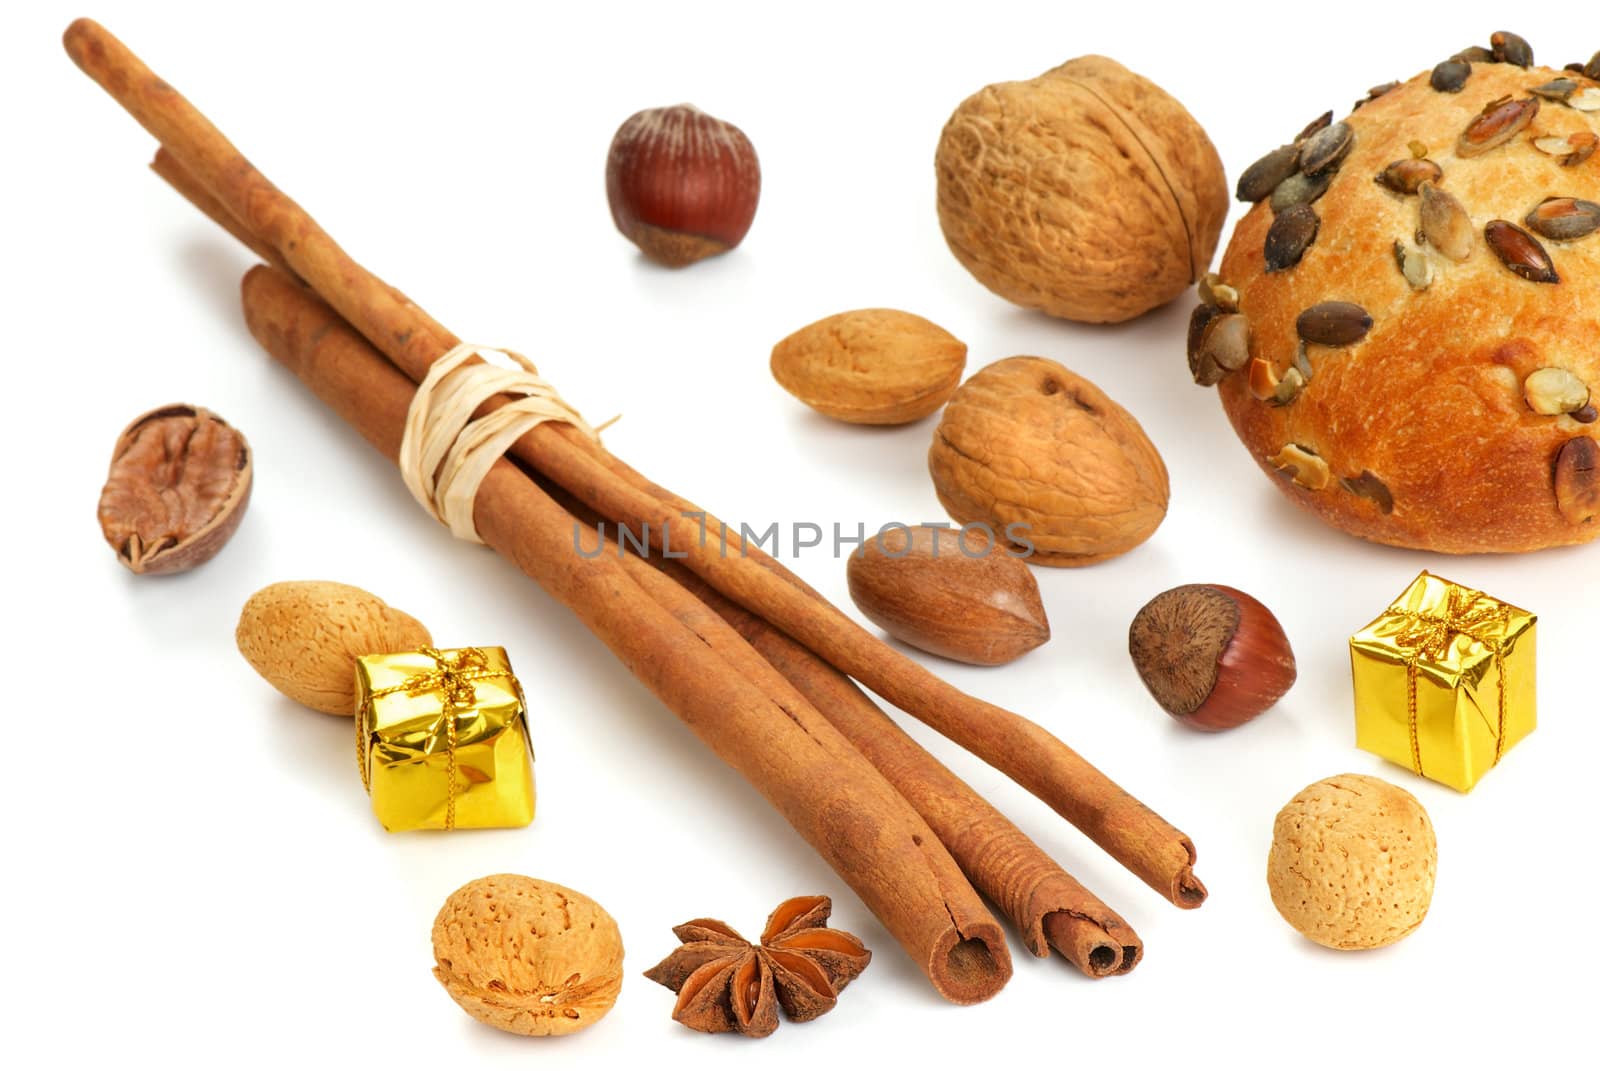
left=1214, top=62, right=1599, bottom=553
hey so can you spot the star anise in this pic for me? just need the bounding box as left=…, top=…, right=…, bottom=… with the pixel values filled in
left=643, top=895, right=871, bottom=1037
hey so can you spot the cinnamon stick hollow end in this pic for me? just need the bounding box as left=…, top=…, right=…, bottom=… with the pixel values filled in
left=1041, top=909, right=1140, bottom=978
left=925, top=919, right=1011, bottom=1005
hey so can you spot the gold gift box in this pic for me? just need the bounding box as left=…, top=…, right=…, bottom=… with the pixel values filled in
left=355, top=646, right=535, bottom=831
left=1349, top=572, right=1535, bottom=793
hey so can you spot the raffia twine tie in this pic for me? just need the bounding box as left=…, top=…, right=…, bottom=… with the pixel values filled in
left=399, top=343, right=610, bottom=543
left=1389, top=584, right=1512, bottom=777
left=357, top=647, right=512, bottom=830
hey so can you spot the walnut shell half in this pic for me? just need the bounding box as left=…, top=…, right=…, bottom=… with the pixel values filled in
left=928, top=356, right=1169, bottom=566
left=96, top=404, right=252, bottom=575
left=935, top=55, right=1227, bottom=323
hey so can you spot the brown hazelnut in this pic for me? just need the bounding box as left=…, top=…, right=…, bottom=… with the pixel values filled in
left=1127, top=584, right=1296, bottom=731
left=934, top=56, right=1227, bottom=323
left=605, top=104, right=760, bottom=267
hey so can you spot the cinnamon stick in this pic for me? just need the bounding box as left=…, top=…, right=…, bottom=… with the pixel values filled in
left=239, top=263, right=1012, bottom=1003
left=66, top=16, right=1204, bottom=908
left=543, top=482, right=1140, bottom=977
left=656, top=562, right=1143, bottom=977
left=150, top=147, right=290, bottom=273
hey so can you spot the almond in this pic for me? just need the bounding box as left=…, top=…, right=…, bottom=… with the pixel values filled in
left=236, top=580, right=432, bottom=714
left=770, top=308, right=967, bottom=425
left=432, top=874, right=623, bottom=1036
left=846, top=526, right=1048, bottom=665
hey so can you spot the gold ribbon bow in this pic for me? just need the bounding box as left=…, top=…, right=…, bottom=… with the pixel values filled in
left=1389, top=584, right=1512, bottom=776
left=357, top=647, right=512, bottom=830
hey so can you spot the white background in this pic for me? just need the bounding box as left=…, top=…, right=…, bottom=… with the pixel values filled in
left=3, top=2, right=1595, bottom=1067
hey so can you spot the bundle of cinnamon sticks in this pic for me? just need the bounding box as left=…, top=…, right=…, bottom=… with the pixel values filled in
left=65, top=18, right=1205, bottom=1000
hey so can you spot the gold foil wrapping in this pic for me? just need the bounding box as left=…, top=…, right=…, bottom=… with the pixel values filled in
left=1350, top=572, right=1535, bottom=793
left=356, top=646, right=535, bottom=831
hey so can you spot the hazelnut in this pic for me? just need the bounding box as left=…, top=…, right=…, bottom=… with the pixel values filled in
left=1268, top=774, right=1436, bottom=950
left=934, top=56, right=1227, bottom=323
left=432, top=874, right=624, bottom=1037
left=1128, top=584, right=1297, bottom=731
left=605, top=104, right=760, bottom=267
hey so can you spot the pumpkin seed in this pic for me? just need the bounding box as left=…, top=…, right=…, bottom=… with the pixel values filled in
left=1524, top=368, right=1591, bottom=415
left=1299, top=121, right=1354, bottom=175
left=1485, top=219, right=1560, bottom=282
left=1536, top=132, right=1599, bottom=167
left=1295, top=111, right=1334, bottom=143
left=1553, top=437, right=1599, bottom=526
left=1457, top=96, right=1540, bottom=157
left=1271, top=170, right=1333, bottom=213
left=1571, top=88, right=1600, bottom=112
left=1292, top=343, right=1314, bottom=382
left=1491, top=31, right=1534, bottom=68
left=1587, top=51, right=1600, bottom=80
left=1199, top=313, right=1251, bottom=375
left=1564, top=132, right=1599, bottom=167
left=1265, top=205, right=1318, bottom=272
left=1296, top=301, right=1373, bottom=346
left=1524, top=197, right=1600, bottom=240
left=1198, top=273, right=1239, bottom=312
left=1532, top=78, right=1579, bottom=103
left=1393, top=239, right=1435, bottom=290
left=1376, top=157, right=1443, bottom=195
left=1431, top=60, right=1471, bottom=92
left=1270, top=444, right=1331, bottom=490
left=1452, top=46, right=1496, bottom=64
left=1237, top=144, right=1299, bottom=202
left=1354, top=82, right=1400, bottom=110
left=1340, top=471, right=1395, bottom=514
left=1187, top=303, right=1223, bottom=383
left=1419, top=182, right=1475, bottom=260
left=1249, top=362, right=1308, bottom=407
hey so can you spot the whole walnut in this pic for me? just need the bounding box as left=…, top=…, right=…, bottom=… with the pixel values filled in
left=935, top=56, right=1228, bottom=323
left=432, top=874, right=624, bottom=1037
left=928, top=356, right=1169, bottom=565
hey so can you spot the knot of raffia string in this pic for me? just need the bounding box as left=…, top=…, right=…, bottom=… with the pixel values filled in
left=399, top=343, right=606, bottom=543
left=1388, top=584, right=1512, bottom=776
left=357, top=646, right=512, bottom=830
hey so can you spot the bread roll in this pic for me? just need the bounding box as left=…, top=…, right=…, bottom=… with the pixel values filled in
left=1199, top=55, right=1599, bottom=553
